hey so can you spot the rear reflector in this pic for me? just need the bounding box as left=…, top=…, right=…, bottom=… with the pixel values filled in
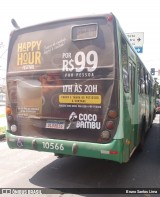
left=109, top=150, right=118, bottom=155
left=101, top=150, right=118, bottom=155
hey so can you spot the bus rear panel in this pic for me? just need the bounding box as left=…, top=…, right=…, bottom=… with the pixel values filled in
left=6, top=14, right=123, bottom=163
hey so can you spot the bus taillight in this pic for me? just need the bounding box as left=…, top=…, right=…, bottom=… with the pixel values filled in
left=108, top=110, right=118, bottom=119
left=99, top=109, right=118, bottom=142
left=106, top=121, right=114, bottom=130
left=6, top=106, right=14, bottom=124
left=6, top=106, right=12, bottom=115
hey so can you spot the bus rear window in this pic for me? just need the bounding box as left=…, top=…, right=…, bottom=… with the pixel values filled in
left=72, top=24, right=98, bottom=41
left=8, top=18, right=115, bottom=74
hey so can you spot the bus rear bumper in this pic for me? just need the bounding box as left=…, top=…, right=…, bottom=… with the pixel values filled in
left=6, top=131, right=123, bottom=163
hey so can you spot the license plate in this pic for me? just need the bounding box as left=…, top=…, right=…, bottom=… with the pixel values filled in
left=46, top=120, right=65, bottom=129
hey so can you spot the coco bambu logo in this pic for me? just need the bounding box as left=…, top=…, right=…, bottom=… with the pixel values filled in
left=17, top=40, right=42, bottom=70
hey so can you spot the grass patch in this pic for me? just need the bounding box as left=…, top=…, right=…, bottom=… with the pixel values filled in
left=0, top=126, right=6, bottom=134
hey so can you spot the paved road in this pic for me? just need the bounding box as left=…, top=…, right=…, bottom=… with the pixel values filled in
left=0, top=115, right=160, bottom=197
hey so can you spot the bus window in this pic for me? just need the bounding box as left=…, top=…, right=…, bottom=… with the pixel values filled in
left=121, top=36, right=129, bottom=92
left=145, top=72, right=149, bottom=95
left=129, top=61, right=135, bottom=105
left=139, top=65, right=145, bottom=94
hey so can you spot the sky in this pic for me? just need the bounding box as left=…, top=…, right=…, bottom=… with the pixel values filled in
left=0, top=0, right=160, bottom=79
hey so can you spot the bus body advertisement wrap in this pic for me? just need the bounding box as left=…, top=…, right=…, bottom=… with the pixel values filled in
left=6, top=14, right=155, bottom=163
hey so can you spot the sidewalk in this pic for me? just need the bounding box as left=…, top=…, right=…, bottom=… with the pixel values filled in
left=0, top=115, right=6, bottom=139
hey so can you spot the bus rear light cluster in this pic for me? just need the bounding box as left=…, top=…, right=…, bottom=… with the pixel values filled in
left=6, top=106, right=17, bottom=133
left=106, top=109, right=118, bottom=131
left=100, top=109, right=118, bottom=142
left=6, top=106, right=14, bottom=124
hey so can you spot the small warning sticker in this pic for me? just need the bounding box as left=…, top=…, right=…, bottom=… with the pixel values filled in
left=59, top=95, right=101, bottom=104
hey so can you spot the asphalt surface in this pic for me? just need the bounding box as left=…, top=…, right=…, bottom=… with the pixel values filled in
left=0, top=115, right=160, bottom=197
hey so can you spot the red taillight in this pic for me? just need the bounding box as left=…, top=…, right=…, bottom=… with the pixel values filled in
left=106, top=121, right=114, bottom=130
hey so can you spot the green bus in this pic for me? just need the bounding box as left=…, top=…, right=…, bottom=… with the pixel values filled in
left=6, top=13, right=155, bottom=163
